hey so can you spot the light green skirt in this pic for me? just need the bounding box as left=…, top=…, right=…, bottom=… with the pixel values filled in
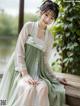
left=0, top=40, right=65, bottom=106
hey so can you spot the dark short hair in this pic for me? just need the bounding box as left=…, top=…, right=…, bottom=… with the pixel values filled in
left=40, top=0, right=59, bottom=19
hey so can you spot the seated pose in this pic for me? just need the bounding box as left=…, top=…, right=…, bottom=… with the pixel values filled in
left=0, top=0, right=67, bottom=106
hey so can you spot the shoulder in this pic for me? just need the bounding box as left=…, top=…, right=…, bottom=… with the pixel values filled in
left=22, top=21, right=35, bottom=34
left=24, top=21, right=34, bottom=28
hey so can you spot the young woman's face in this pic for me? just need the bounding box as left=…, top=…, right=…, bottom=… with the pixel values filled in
left=40, top=10, right=55, bottom=27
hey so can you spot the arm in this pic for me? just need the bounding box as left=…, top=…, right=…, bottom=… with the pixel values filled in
left=14, top=22, right=40, bottom=85
left=14, top=22, right=30, bottom=77
left=44, top=32, right=67, bottom=84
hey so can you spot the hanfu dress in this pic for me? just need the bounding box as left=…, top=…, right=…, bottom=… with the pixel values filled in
left=0, top=21, right=65, bottom=106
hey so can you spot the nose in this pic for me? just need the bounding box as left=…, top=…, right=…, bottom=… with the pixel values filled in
left=45, top=17, right=51, bottom=24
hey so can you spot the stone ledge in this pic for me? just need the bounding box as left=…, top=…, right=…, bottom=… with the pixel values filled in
left=54, top=72, right=80, bottom=106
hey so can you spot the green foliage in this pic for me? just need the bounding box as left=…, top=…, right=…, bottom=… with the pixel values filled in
left=0, top=12, right=39, bottom=37
left=51, top=0, right=80, bottom=75
left=0, top=13, right=14, bottom=36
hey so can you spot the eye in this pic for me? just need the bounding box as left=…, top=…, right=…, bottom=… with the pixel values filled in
left=51, top=17, right=54, bottom=20
left=45, top=14, right=48, bottom=17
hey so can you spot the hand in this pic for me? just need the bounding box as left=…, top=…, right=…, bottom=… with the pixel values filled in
left=57, top=77, right=68, bottom=85
left=23, top=75, right=39, bottom=85
left=20, top=69, right=28, bottom=77
left=20, top=69, right=39, bottom=85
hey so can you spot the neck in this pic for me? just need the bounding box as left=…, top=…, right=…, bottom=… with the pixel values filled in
left=38, top=20, right=47, bottom=30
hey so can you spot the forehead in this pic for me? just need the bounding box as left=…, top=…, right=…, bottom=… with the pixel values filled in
left=45, top=10, right=54, bottom=17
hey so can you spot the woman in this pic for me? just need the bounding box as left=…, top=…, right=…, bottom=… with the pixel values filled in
left=0, top=0, right=67, bottom=106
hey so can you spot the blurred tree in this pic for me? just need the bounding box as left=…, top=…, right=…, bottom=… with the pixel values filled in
left=0, top=12, right=38, bottom=37
left=0, top=13, right=14, bottom=36
left=24, top=12, right=39, bottom=22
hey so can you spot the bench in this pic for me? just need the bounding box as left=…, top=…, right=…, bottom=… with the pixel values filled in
left=54, top=72, right=80, bottom=106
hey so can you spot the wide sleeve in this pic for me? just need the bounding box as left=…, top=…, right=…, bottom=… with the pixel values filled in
left=44, top=31, right=55, bottom=77
left=14, top=22, right=31, bottom=72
